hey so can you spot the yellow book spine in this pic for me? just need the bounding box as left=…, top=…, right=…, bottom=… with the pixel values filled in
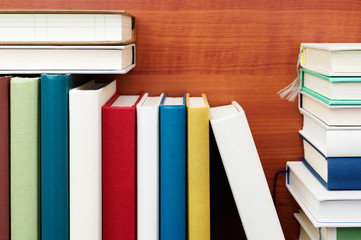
left=186, top=94, right=210, bottom=240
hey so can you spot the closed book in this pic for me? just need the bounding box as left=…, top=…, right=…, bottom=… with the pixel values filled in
left=286, top=161, right=361, bottom=226
left=0, top=44, right=135, bottom=74
left=10, top=77, right=40, bottom=240
left=301, top=43, right=361, bottom=76
left=186, top=94, right=210, bottom=240
left=159, top=95, right=186, bottom=240
left=301, top=68, right=361, bottom=100
left=69, top=80, right=116, bottom=240
left=0, top=10, right=135, bottom=45
left=102, top=93, right=146, bottom=240
left=137, top=93, right=164, bottom=240
left=301, top=136, right=361, bottom=190
left=299, top=108, right=361, bottom=157
left=210, top=101, right=284, bottom=240
left=301, top=86, right=361, bottom=105
left=299, top=92, right=361, bottom=126
left=0, top=76, right=10, bottom=240
left=294, top=209, right=361, bottom=240
left=41, top=74, right=87, bottom=240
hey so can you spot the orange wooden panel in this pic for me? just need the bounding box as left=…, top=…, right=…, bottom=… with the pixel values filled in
left=2, top=1, right=361, bottom=239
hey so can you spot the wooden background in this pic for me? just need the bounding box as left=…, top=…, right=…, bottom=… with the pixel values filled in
left=2, top=0, right=361, bottom=239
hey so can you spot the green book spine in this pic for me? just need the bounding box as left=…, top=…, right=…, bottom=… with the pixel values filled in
left=337, top=228, right=361, bottom=240
left=10, top=77, right=40, bottom=240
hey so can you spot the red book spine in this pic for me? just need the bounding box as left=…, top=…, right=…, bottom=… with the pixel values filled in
left=102, top=92, right=143, bottom=240
left=0, top=77, right=10, bottom=240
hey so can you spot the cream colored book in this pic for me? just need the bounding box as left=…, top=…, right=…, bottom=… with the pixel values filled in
left=69, top=80, right=116, bottom=240
left=0, top=10, right=135, bottom=45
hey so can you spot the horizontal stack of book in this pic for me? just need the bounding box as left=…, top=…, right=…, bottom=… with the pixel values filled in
left=286, top=43, right=361, bottom=240
left=0, top=10, right=286, bottom=240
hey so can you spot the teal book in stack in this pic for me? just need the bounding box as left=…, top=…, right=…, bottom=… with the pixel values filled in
left=41, top=74, right=87, bottom=240
left=286, top=43, right=361, bottom=239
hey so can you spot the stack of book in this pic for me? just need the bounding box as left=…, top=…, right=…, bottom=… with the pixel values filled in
left=286, top=43, right=361, bottom=239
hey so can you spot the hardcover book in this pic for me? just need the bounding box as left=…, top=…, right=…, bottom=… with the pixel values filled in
left=295, top=209, right=361, bottom=240
left=0, top=44, right=135, bottom=74
left=210, top=101, right=284, bottom=240
left=41, top=74, right=87, bottom=240
left=301, top=68, right=361, bottom=100
left=69, top=80, right=116, bottom=240
left=299, top=108, right=361, bottom=157
left=10, top=77, right=40, bottom=240
left=299, top=92, right=361, bottom=126
left=301, top=86, right=361, bottom=105
left=159, top=94, right=187, bottom=240
left=0, top=10, right=135, bottom=44
left=301, top=136, right=361, bottom=190
left=301, top=43, right=361, bottom=76
left=186, top=93, right=210, bottom=240
left=137, top=93, right=164, bottom=240
left=0, top=76, right=10, bottom=240
left=286, top=161, right=361, bottom=225
left=102, top=92, right=146, bottom=240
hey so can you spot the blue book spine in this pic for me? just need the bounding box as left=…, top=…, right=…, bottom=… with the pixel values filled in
left=302, top=158, right=361, bottom=190
left=41, top=74, right=71, bottom=240
left=159, top=95, right=186, bottom=240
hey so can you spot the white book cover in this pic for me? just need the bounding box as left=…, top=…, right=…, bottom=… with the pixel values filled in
left=299, top=92, right=361, bottom=126
left=0, top=44, right=135, bottom=74
left=286, top=162, right=361, bottom=227
left=210, top=101, right=284, bottom=240
left=299, top=108, right=361, bottom=157
left=136, top=93, right=164, bottom=240
left=300, top=43, right=361, bottom=76
left=69, top=80, right=116, bottom=240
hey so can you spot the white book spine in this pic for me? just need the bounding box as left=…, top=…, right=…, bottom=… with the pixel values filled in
left=69, top=80, right=116, bottom=240
left=136, top=94, right=163, bottom=240
left=210, top=101, right=284, bottom=240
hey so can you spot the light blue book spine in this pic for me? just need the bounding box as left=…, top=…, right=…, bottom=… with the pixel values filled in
left=41, top=74, right=71, bottom=240
left=159, top=94, right=186, bottom=240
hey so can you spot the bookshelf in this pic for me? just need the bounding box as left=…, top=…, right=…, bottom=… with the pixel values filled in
left=3, top=0, right=361, bottom=239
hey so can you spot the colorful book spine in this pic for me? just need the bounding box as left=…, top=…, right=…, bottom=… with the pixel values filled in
left=10, top=77, right=40, bottom=240
left=0, top=76, right=10, bottom=240
left=102, top=92, right=145, bottom=240
left=159, top=94, right=186, bottom=240
left=41, top=74, right=85, bottom=240
left=69, top=80, right=116, bottom=240
left=186, top=94, right=210, bottom=240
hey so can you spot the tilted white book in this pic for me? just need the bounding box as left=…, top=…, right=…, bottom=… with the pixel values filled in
left=69, top=80, right=116, bottom=240
left=209, top=101, right=284, bottom=240
left=136, top=93, right=164, bottom=240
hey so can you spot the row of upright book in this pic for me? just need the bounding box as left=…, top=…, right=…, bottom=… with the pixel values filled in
left=1, top=75, right=286, bottom=240
left=285, top=43, right=361, bottom=240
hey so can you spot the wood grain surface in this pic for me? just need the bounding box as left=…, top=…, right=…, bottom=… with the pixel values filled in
left=2, top=1, right=361, bottom=239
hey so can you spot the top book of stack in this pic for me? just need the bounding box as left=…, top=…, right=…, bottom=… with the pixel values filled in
left=301, top=43, right=361, bottom=76
left=0, top=10, right=135, bottom=45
